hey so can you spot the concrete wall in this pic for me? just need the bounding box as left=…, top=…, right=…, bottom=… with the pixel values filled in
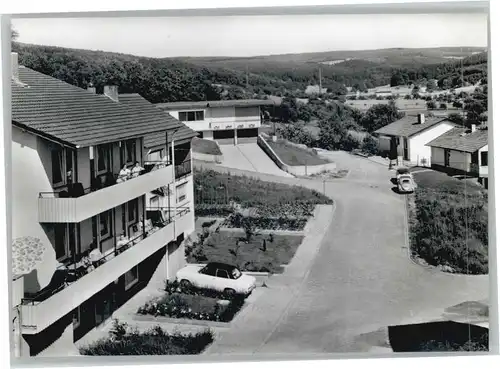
left=258, top=134, right=336, bottom=176
left=12, top=127, right=60, bottom=296
left=409, top=122, right=455, bottom=166
left=192, top=151, right=223, bottom=163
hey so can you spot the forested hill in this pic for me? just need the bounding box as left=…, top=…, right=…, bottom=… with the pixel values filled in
left=12, top=42, right=487, bottom=104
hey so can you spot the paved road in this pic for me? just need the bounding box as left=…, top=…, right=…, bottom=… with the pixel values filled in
left=197, top=152, right=489, bottom=354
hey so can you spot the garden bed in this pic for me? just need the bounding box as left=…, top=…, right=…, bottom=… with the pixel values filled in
left=222, top=213, right=308, bottom=232
left=137, top=291, right=244, bottom=323
left=194, top=168, right=332, bottom=219
left=79, top=320, right=213, bottom=355
left=186, top=230, right=304, bottom=273
left=408, top=170, right=488, bottom=275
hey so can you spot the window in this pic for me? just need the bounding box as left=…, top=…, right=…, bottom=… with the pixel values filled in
left=127, top=199, right=139, bottom=225
left=178, top=110, right=204, bottom=122
left=216, top=269, right=229, bottom=279
left=149, top=196, right=159, bottom=209
left=51, top=146, right=65, bottom=186
left=201, top=264, right=217, bottom=276
left=96, top=144, right=111, bottom=174
left=73, top=307, right=81, bottom=329
left=54, top=224, right=68, bottom=260
left=122, top=139, right=136, bottom=166
left=176, top=183, right=187, bottom=203
left=481, top=151, right=488, bottom=167
left=99, top=210, right=113, bottom=240
left=124, top=266, right=139, bottom=290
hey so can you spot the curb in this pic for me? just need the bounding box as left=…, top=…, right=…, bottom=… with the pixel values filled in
left=133, top=314, right=232, bottom=328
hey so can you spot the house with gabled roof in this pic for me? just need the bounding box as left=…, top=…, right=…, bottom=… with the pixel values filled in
left=427, top=125, right=489, bottom=188
left=374, top=113, right=456, bottom=167
left=10, top=52, right=197, bottom=357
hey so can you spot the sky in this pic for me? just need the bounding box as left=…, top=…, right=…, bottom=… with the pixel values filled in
left=12, top=13, right=488, bottom=58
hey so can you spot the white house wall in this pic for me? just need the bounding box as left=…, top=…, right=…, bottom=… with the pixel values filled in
left=408, top=122, right=455, bottom=166
left=12, top=126, right=59, bottom=294
left=479, top=144, right=488, bottom=177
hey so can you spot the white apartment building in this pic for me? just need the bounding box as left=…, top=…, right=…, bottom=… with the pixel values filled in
left=156, top=99, right=274, bottom=145
left=10, top=53, right=197, bottom=357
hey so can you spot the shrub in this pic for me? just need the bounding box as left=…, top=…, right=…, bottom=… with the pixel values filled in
left=80, top=323, right=214, bottom=355
left=360, top=135, right=379, bottom=156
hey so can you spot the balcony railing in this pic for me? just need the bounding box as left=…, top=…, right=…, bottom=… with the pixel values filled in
left=20, top=206, right=191, bottom=333
left=38, top=161, right=174, bottom=223
left=175, top=159, right=192, bottom=179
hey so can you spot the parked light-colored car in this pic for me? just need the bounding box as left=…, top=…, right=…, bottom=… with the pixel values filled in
left=176, top=262, right=257, bottom=296
left=397, top=174, right=417, bottom=193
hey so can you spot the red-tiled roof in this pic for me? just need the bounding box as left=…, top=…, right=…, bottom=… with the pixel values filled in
left=426, top=127, right=488, bottom=153
left=119, top=93, right=198, bottom=149
left=374, top=115, right=455, bottom=138
left=11, top=67, right=182, bottom=148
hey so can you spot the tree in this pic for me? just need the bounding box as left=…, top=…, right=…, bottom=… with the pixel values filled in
left=426, top=80, right=437, bottom=92
left=440, top=103, right=448, bottom=110
left=11, top=28, right=19, bottom=41
left=317, top=119, right=349, bottom=151
left=447, top=113, right=465, bottom=125
left=360, top=102, right=404, bottom=133
left=391, top=72, right=408, bottom=87
left=426, top=101, right=437, bottom=110
left=360, top=135, right=378, bottom=155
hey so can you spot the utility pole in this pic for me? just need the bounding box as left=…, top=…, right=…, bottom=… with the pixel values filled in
left=246, top=65, right=249, bottom=90
left=319, top=67, right=323, bottom=95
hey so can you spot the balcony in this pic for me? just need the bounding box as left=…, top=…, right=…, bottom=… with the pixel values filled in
left=20, top=206, right=192, bottom=334
left=175, top=159, right=192, bottom=180
left=38, top=162, right=174, bottom=223
left=479, top=164, right=488, bottom=178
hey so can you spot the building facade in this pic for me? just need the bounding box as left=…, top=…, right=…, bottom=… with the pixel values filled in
left=156, top=100, right=274, bottom=145
left=375, top=114, right=456, bottom=167
left=10, top=54, right=197, bottom=357
left=427, top=125, right=489, bottom=188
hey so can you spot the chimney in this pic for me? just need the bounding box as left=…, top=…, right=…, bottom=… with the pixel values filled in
left=103, top=85, right=119, bottom=102
left=87, top=82, right=96, bottom=94
left=417, top=113, right=425, bottom=124
left=11, top=52, right=19, bottom=81
left=471, top=124, right=477, bottom=133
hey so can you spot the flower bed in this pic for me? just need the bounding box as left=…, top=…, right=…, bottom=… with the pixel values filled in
left=224, top=214, right=308, bottom=231
left=137, top=282, right=245, bottom=323
left=80, top=320, right=214, bottom=355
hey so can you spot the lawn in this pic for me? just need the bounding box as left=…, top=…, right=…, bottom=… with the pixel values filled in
left=192, top=137, right=222, bottom=156
left=194, top=168, right=332, bottom=218
left=409, top=170, right=488, bottom=274
left=266, top=138, right=330, bottom=166
left=187, top=230, right=304, bottom=273
left=80, top=320, right=213, bottom=355
left=410, top=169, right=485, bottom=195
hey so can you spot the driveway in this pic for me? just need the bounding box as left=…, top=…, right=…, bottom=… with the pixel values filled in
left=196, top=153, right=489, bottom=354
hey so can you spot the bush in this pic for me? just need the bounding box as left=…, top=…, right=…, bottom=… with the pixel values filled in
left=227, top=214, right=308, bottom=231
left=360, top=135, right=379, bottom=156
left=80, top=321, right=214, bottom=355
